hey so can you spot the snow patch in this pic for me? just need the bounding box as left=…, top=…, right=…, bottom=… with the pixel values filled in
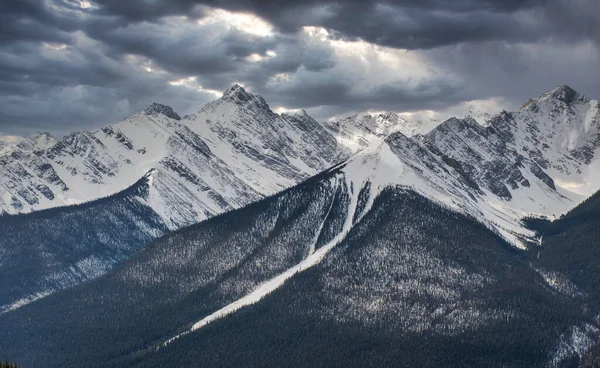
left=0, top=291, right=52, bottom=315
left=162, top=169, right=369, bottom=347
left=548, top=324, right=600, bottom=367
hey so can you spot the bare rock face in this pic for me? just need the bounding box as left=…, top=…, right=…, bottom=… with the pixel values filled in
left=422, top=85, right=600, bottom=203
left=143, top=102, right=181, bottom=120
left=0, top=86, right=350, bottom=228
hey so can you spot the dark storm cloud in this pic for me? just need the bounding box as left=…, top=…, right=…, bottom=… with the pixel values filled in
left=91, top=21, right=274, bottom=75
left=0, top=0, right=599, bottom=136
left=424, top=40, right=600, bottom=109
left=260, top=74, right=466, bottom=120
left=0, top=1, right=70, bottom=45
left=0, top=42, right=126, bottom=96
left=89, top=0, right=599, bottom=48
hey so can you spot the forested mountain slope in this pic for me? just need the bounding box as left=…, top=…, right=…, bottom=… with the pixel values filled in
left=0, top=172, right=167, bottom=314
left=137, top=188, right=598, bottom=368
left=0, top=165, right=359, bottom=367
left=2, top=143, right=600, bottom=367
left=526, top=189, right=600, bottom=366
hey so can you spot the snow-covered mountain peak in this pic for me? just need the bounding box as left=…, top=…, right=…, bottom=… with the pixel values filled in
left=194, top=84, right=275, bottom=122
left=282, top=109, right=311, bottom=119
left=143, top=102, right=181, bottom=121
left=14, top=131, right=59, bottom=152
left=222, top=83, right=245, bottom=97
left=0, top=86, right=350, bottom=222
left=324, top=111, right=440, bottom=153
left=219, top=84, right=271, bottom=109
left=32, top=132, right=58, bottom=147
left=439, top=116, right=480, bottom=131
left=492, top=86, right=600, bottom=170
left=545, top=85, right=588, bottom=105
left=345, top=112, right=435, bottom=137
left=3, top=84, right=599, bottom=250
left=521, top=85, right=590, bottom=112
left=336, top=126, right=580, bottom=247
left=181, top=86, right=347, bottom=196
left=415, top=88, right=600, bottom=244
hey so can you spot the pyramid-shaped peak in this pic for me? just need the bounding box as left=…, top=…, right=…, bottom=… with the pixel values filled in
left=223, top=83, right=248, bottom=97
left=218, top=83, right=272, bottom=113
left=551, top=84, right=577, bottom=94
left=143, top=102, right=181, bottom=120
left=426, top=116, right=481, bottom=136
left=221, top=84, right=261, bottom=103
left=549, top=85, right=579, bottom=101
left=540, top=85, right=588, bottom=105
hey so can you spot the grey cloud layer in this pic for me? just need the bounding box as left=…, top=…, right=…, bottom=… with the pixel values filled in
left=92, top=0, right=599, bottom=48
left=0, top=0, right=599, bottom=135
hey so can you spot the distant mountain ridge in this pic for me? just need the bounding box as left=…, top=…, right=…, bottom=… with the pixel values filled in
left=3, top=84, right=598, bottom=230
left=0, top=84, right=352, bottom=229
left=0, top=84, right=433, bottom=314
left=1, top=83, right=600, bottom=319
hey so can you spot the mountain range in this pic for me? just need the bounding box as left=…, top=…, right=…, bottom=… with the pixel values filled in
left=0, top=85, right=348, bottom=227
left=1, top=84, right=600, bottom=367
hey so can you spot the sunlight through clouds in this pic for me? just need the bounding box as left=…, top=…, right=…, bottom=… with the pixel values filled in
left=168, top=76, right=222, bottom=96
left=197, top=8, right=274, bottom=37
left=1, top=0, right=599, bottom=135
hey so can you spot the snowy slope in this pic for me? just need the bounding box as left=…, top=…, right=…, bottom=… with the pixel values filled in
left=504, top=85, right=600, bottom=199
left=3, top=147, right=598, bottom=367
left=167, top=128, right=565, bottom=339
left=0, top=86, right=349, bottom=228
left=334, top=86, right=600, bottom=246
left=167, top=105, right=600, bottom=339
left=418, top=86, right=600, bottom=233
left=182, top=85, right=347, bottom=194
left=0, top=88, right=354, bottom=311
left=324, top=112, right=437, bottom=152
left=338, top=136, right=550, bottom=246
left=1, top=84, right=598, bottom=243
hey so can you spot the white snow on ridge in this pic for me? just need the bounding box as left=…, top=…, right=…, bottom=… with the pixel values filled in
left=331, top=87, right=600, bottom=246
left=160, top=132, right=558, bottom=346
left=324, top=112, right=436, bottom=152
left=339, top=126, right=587, bottom=248
left=514, top=90, right=600, bottom=201
left=3, top=84, right=600, bottom=246
left=163, top=153, right=378, bottom=346
left=0, top=87, right=350, bottom=228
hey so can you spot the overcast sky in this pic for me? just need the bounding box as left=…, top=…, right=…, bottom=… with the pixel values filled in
left=1, top=0, right=599, bottom=136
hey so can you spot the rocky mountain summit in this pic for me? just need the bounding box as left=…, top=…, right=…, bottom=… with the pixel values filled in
left=143, top=102, right=181, bottom=120
left=1, top=84, right=600, bottom=316
left=1, top=84, right=599, bottom=235
left=0, top=85, right=351, bottom=228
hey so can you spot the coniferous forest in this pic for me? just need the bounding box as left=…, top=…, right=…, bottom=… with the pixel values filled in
left=0, top=169, right=598, bottom=367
